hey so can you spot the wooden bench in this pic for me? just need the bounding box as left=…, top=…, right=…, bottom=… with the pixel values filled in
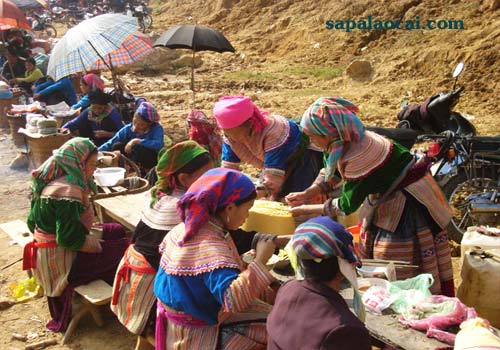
left=63, top=279, right=113, bottom=344
left=0, top=220, right=34, bottom=277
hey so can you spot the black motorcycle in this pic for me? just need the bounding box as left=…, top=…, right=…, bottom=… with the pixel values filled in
left=32, top=13, right=57, bottom=38
left=391, top=63, right=500, bottom=243
left=125, top=1, right=152, bottom=32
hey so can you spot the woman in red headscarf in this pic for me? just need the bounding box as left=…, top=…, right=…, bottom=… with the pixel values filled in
left=71, top=73, right=105, bottom=111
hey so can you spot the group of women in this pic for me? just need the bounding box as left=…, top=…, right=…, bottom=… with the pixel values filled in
left=58, top=73, right=165, bottom=171
left=23, top=94, right=455, bottom=349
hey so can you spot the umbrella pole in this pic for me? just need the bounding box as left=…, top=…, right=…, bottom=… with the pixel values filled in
left=2, top=32, right=17, bottom=87
left=191, top=50, right=195, bottom=107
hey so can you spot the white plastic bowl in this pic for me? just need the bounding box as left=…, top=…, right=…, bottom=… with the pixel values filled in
left=93, top=167, right=126, bottom=187
left=356, top=265, right=390, bottom=279
left=357, top=277, right=391, bottom=294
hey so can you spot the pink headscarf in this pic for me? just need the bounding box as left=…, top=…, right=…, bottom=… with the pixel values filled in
left=213, top=96, right=269, bottom=132
left=82, top=73, right=104, bottom=91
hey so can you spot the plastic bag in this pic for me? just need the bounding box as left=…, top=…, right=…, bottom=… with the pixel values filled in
left=389, top=273, right=433, bottom=314
left=9, top=277, right=43, bottom=302
left=362, top=285, right=394, bottom=314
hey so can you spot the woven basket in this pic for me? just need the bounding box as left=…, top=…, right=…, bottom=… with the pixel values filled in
left=52, top=114, right=78, bottom=128
left=26, top=132, right=72, bottom=169
left=93, top=177, right=149, bottom=200
left=7, top=113, right=27, bottom=146
left=97, top=151, right=119, bottom=168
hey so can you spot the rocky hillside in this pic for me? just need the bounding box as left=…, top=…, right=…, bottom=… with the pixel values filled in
left=132, top=0, right=500, bottom=140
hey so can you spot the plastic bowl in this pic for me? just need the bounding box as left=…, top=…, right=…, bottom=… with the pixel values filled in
left=93, top=167, right=126, bottom=187
left=356, top=265, right=390, bottom=279
left=357, top=277, right=391, bottom=293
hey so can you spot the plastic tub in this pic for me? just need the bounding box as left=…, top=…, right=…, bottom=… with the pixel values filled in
left=93, top=167, right=126, bottom=187
left=347, top=225, right=360, bottom=254
left=357, top=277, right=391, bottom=293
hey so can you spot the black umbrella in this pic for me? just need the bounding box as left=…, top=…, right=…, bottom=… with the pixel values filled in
left=154, top=24, right=235, bottom=93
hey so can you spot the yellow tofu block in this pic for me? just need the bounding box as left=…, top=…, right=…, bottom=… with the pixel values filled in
left=240, top=200, right=296, bottom=235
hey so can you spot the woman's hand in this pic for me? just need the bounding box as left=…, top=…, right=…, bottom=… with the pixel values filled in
left=33, top=93, right=41, bottom=101
left=80, top=235, right=103, bottom=253
left=94, top=130, right=112, bottom=138
left=272, top=235, right=291, bottom=249
left=285, top=191, right=309, bottom=207
left=289, top=204, right=324, bottom=217
left=124, top=138, right=141, bottom=154
left=255, top=238, right=276, bottom=266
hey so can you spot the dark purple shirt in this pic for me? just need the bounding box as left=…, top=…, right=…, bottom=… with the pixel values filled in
left=267, top=279, right=371, bottom=350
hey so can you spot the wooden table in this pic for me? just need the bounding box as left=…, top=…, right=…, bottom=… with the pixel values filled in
left=93, top=191, right=148, bottom=231
left=270, top=269, right=449, bottom=350
left=341, top=288, right=449, bottom=350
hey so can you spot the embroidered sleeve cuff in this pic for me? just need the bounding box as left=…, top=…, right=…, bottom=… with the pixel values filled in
left=323, top=198, right=345, bottom=218
left=262, top=168, right=285, bottom=194
left=221, top=160, right=240, bottom=170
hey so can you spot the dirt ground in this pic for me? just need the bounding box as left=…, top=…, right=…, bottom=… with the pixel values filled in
left=1, top=0, right=498, bottom=348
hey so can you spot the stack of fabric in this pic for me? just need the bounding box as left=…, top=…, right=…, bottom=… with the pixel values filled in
left=37, top=118, right=58, bottom=135
left=26, top=114, right=44, bottom=134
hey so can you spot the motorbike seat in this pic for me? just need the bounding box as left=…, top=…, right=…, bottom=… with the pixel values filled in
left=366, top=126, right=420, bottom=150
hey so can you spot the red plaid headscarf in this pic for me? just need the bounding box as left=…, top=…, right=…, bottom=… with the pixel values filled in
left=187, top=110, right=222, bottom=163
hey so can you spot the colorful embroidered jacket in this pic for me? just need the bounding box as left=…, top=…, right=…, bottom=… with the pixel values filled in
left=154, top=220, right=274, bottom=325
left=221, top=114, right=301, bottom=194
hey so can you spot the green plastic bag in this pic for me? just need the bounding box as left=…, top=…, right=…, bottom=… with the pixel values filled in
left=388, top=273, right=434, bottom=314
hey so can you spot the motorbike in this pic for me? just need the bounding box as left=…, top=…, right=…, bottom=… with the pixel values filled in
left=50, top=6, right=68, bottom=24
left=32, top=13, right=57, bottom=38
left=391, top=63, right=500, bottom=243
left=125, top=1, right=152, bottom=32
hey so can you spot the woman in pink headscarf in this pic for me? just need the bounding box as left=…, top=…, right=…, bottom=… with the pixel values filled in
left=71, top=73, right=105, bottom=111
left=213, top=95, right=322, bottom=200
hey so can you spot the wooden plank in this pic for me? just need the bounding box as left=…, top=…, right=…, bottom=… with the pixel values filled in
left=0, top=220, right=32, bottom=248
left=93, top=191, right=147, bottom=231
left=340, top=288, right=449, bottom=350
left=101, top=186, right=112, bottom=194
left=111, top=186, right=127, bottom=192
left=74, top=280, right=112, bottom=306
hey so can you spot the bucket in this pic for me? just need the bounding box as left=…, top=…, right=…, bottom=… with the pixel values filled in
left=347, top=225, right=360, bottom=255
left=337, top=209, right=360, bottom=228
left=26, top=132, right=72, bottom=169
left=457, top=249, right=500, bottom=328
left=7, top=113, right=27, bottom=146
left=52, top=114, right=78, bottom=128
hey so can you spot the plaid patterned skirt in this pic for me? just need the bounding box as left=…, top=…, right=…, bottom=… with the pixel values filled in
left=156, top=299, right=270, bottom=350
left=31, top=230, right=76, bottom=297
left=359, top=192, right=455, bottom=296
left=111, top=245, right=157, bottom=335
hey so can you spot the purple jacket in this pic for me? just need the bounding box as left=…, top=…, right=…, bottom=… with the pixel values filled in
left=267, top=279, right=371, bottom=350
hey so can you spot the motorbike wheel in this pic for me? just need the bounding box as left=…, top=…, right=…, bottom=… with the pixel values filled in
left=45, top=25, right=57, bottom=38
left=67, top=17, right=78, bottom=29
left=443, top=173, right=495, bottom=243
left=143, top=14, right=153, bottom=29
